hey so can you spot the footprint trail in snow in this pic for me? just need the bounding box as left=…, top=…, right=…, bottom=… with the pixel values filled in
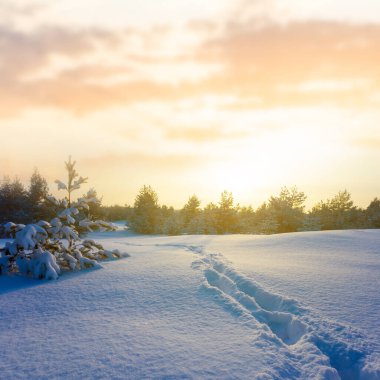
left=186, top=244, right=378, bottom=380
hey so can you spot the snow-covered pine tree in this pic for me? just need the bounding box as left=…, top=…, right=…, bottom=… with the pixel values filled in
left=0, top=157, right=126, bottom=279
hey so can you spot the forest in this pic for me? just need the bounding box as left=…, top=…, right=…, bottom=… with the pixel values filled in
left=1, top=170, right=380, bottom=236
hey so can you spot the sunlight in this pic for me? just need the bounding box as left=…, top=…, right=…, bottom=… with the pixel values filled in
left=1, top=0, right=380, bottom=208
left=1, top=2, right=380, bottom=378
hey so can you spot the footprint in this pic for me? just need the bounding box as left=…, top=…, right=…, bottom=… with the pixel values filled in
left=204, top=267, right=307, bottom=345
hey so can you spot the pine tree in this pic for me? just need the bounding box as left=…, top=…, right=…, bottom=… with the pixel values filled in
left=267, top=186, right=306, bottom=233
left=216, top=191, right=238, bottom=234
left=82, top=188, right=105, bottom=220
left=237, top=206, right=255, bottom=234
left=310, top=190, right=357, bottom=230
left=55, top=156, right=88, bottom=207
left=130, top=185, right=160, bottom=234
left=202, top=202, right=218, bottom=234
left=181, top=195, right=201, bottom=233
left=366, top=198, right=380, bottom=228
left=254, top=202, right=279, bottom=234
left=161, top=209, right=182, bottom=235
left=0, top=158, right=123, bottom=279
left=0, top=177, right=28, bottom=224
left=28, top=169, right=51, bottom=222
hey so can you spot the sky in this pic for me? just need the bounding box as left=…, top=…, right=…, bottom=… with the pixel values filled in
left=0, top=0, right=380, bottom=208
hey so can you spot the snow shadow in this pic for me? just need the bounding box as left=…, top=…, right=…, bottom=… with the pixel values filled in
left=312, top=329, right=367, bottom=379
left=0, top=265, right=101, bottom=295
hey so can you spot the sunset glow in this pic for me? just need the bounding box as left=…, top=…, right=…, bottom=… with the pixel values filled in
left=1, top=0, right=380, bottom=207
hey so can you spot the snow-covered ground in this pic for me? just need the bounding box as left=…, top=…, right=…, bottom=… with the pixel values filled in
left=0, top=230, right=379, bottom=379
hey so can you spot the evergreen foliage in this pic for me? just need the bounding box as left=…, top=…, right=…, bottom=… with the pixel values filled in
left=28, top=169, right=52, bottom=222
left=310, top=190, right=357, bottom=230
left=120, top=186, right=379, bottom=235
left=267, top=187, right=307, bottom=233
left=1, top=164, right=380, bottom=237
left=130, top=185, right=160, bottom=234
left=0, top=159, right=122, bottom=279
left=366, top=198, right=380, bottom=228
left=216, top=191, right=238, bottom=234
left=181, top=195, right=201, bottom=231
left=0, top=177, right=29, bottom=223
left=102, top=205, right=133, bottom=222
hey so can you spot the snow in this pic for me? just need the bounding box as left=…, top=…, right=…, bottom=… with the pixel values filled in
left=0, top=230, right=379, bottom=379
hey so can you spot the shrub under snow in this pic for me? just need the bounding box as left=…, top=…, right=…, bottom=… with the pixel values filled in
left=0, top=158, right=126, bottom=279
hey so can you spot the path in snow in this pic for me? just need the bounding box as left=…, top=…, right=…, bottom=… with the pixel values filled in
left=189, top=246, right=307, bottom=345
left=118, top=231, right=380, bottom=380
left=185, top=244, right=375, bottom=380
left=1, top=230, right=379, bottom=379
left=0, top=240, right=332, bottom=380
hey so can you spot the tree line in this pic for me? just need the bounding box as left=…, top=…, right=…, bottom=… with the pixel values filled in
left=127, top=185, right=380, bottom=235
left=1, top=172, right=380, bottom=235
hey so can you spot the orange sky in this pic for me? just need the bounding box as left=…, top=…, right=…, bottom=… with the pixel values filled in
left=0, top=0, right=380, bottom=208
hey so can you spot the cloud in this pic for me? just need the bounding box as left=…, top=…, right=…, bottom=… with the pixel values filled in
left=1, top=18, right=380, bottom=117
left=0, top=25, right=118, bottom=78
left=190, top=20, right=380, bottom=107
left=0, top=79, right=183, bottom=117
left=201, top=20, right=380, bottom=79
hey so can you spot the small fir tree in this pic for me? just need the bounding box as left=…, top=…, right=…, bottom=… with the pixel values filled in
left=0, top=158, right=125, bottom=279
left=130, top=185, right=160, bottom=234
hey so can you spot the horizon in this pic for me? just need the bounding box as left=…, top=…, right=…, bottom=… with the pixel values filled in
left=2, top=169, right=376, bottom=212
left=1, top=0, right=380, bottom=209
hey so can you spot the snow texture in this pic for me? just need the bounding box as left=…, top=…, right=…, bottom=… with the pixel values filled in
left=0, top=229, right=379, bottom=379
